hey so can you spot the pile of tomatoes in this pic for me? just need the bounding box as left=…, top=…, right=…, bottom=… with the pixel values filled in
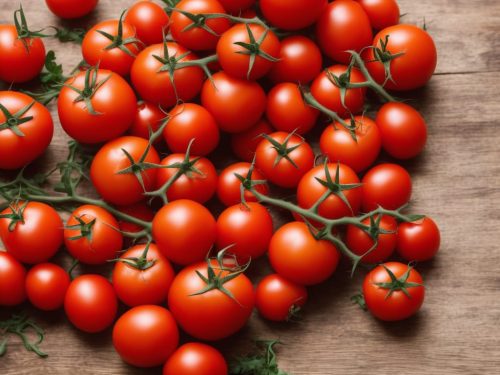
left=0, top=0, right=441, bottom=373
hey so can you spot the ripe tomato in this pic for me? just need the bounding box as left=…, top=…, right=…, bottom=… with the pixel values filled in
left=355, top=0, right=399, bottom=30
left=217, top=162, right=269, bottom=206
left=0, top=252, right=26, bottom=306
left=65, top=274, right=118, bottom=333
left=316, top=0, right=372, bottom=64
left=375, top=102, right=427, bottom=159
left=218, top=0, right=255, bottom=15
left=0, top=91, right=53, bottom=170
left=310, top=65, right=367, bottom=118
left=46, top=0, right=98, bottom=19
left=64, top=205, right=123, bottom=265
left=166, top=103, right=220, bottom=156
left=397, top=217, right=440, bottom=262
left=125, top=1, right=169, bottom=45
left=128, top=101, right=165, bottom=142
left=256, top=273, right=307, bottom=322
left=163, top=342, right=228, bottom=375
left=230, top=119, right=273, bottom=162
left=25, top=263, right=70, bottom=311
left=365, top=24, right=437, bottom=91
left=171, top=0, right=231, bottom=51
left=362, top=163, right=412, bottom=211
left=168, top=259, right=255, bottom=340
left=113, top=305, right=179, bottom=367
left=216, top=202, right=273, bottom=260
left=320, top=116, right=381, bottom=172
left=269, top=222, right=340, bottom=285
left=58, top=69, right=137, bottom=144
left=0, top=202, right=63, bottom=264
left=201, top=71, right=266, bottom=133
left=90, top=136, right=160, bottom=206
left=118, top=202, right=155, bottom=235
left=152, top=200, right=216, bottom=265
left=260, top=0, right=326, bottom=30
left=363, top=262, right=425, bottom=321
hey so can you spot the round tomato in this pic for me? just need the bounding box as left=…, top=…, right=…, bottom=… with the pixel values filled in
left=261, top=0, right=326, bottom=30
left=218, top=0, right=255, bottom=15
left=0, top=251, right=26, bottom=306
left=397, top=217, right=440, bottom=262
left=163, top=342, right=227, bottom=375
left=128, top=101, right=165, bottom=143
left=230, top=119, right=273, bottom=162
left=217, top=162, right=269, bottom=206
left=125, top=1, right=169, bottom=45
left=25, top=263, right=69, bottom=311
left=46, top=0, right=98, bottom=19
left=118, top=202, right=155, bottom=235
left=355, top=0, right=399, bottom=30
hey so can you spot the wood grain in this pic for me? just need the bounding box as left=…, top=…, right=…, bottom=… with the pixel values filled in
left=1, top=0, right=500, bottom=374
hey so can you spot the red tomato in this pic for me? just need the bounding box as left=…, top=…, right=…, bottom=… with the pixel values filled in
left=363, top=262, right=425, bottom=321
left=90, top=136, right=160, bottom=206
left=230, top=119, right=273, bottom=162
left=125, top=1, right=169, bottom=45
left=218, top=0, right=255, bottom=15
left=397, top=217, right=440, bottom=262
left=362, top=163, right=412, bottom=211
left=128, top=101, right=165, bottom=142
left=0, top=252, right=26, bottom=306
left=355, top=0, right=399, bottom=30
left=269, top=222, right=340, bottom=285
left=65, top=274, right=118, bottom=333
left=25, top=263, right=69, bottom=311
left=0, top=91, right=53, bottom=170
left=117, top=202, right=155, bottom=235
left=261, top=0, right=327, bottom=30
left=217, top=162, right=269, bottom=206
left=46, top=0, right=98, bottom=19
left=113, top=305, right=179, bottom=367
left=0, top=202, right=63, bottom=264
left=163, top=342, right=228, bottom=375
left=375, top=102, right=427, bottom=159
left=316, top=0, right=372, bottom=64
left=320, top=116, right=381, bottom=172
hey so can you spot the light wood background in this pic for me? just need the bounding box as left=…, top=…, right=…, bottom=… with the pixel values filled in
left=1, top=0, right=500, bottom=374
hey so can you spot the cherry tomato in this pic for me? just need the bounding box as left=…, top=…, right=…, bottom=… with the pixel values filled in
left=163, top=342, right=228, bottom=375
left=0, top=251, right=26, bottom=306
left=397, top=217, right=440, bottom=262
left=230, top=119, right=273, bottom=162
left=355, top=0, right=399, bottom=30
left=25, top=263, right=69, bottom=311
left=218, top=0, right=255, bottom=15
left=125, top=1, right=169, bottom=45
left=128, top=101, right=165, bottom=142
left=217, top=162, right=269, bottom=206
left=260, top=0, right=326, bottom=31
left=46, top=0, right=98, bottom=19
left=117, top=202, right=155, bottom=235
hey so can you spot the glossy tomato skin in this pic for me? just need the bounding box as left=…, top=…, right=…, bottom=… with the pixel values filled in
left=0, top=91, right=53, bottom=170
left=376, top=102, right=427, bottom=159
left=217, top=162, right=269, bottom=206
left=46, top=0, right=98, bottom=19
left=363, top=262, right=425, bottom=321
left=0, top=252, right=26, bottom=306
left=125, top=1, right=169, bottom=45
left=90, top=136, right=160, bottom=206
left=365, top=24, right=437, bottom=91
left=218, top=0, right=255, bottom=14
left=201, top=72, right=266, bottom=133
left=320, top=116, right=381, bottom=172
left=58, top=69, right=137, bottom=144
left=397, top=217, right=440, bottom=262
left=25, top=263, right=70, bottom=311
left=230, top=119, right=273, bottom=162
left=316, top=1, right=372, bottom=64
left=163, top=342, right=228, bottom=375
left=0, top=202, right=63, bottom=264
left=362, top=163, right=412, bottom=211
left=113, top=305, right=179, bottom=367
left=128, top=101, right=165, bottom=142
left=65, top=274, right=118, bottom=333
left=355, top=0, right=399, bottom=30
left=269, top=222, right=340, bottom=285
left=261, top=0, right=326, bottom=30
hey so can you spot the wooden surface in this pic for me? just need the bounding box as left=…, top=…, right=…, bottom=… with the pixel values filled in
left=1, top=0, right=500, bottom=374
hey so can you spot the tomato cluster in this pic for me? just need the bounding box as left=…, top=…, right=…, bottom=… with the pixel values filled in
left=0, top=0, right=441, bottom=373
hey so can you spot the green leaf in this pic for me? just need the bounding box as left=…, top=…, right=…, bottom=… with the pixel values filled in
left=230, top=340, right=289, bottom=375
left=53, top=27, right=85, bottom=44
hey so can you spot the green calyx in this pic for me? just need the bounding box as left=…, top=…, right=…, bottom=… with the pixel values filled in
left=262, top=132, right=302, bottom=169
left=110, top=242, right=156, bottom=271
left=64, top=66, right=111, bottom=115
left=375, top=264, right=423, bottom=299
left=234, top=161, right=268, bottom=206
left=0, top=100, right=35, bottom=137
left=13, top=5, right=48, bottom=51
left=0, top=313, right=47, bottom=358
left=0, top=201, right=28, bottom=232
left=171, top=7, right=219, bottom=37
left=96, top=10, right=142, bottom=57
left=370, top=35, right=404, bottom=85
left=65, top=215, right=96, bottom=242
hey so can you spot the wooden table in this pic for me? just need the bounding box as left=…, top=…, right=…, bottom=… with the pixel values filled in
left=1, top=1, right=500, bottom=374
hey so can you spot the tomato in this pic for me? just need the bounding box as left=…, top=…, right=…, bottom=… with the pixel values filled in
left=125, top=1, right=169, bottom=45
left=90, top=136, right=160, bottom=206
left=316, top=1, right=372, bottom=64
left=0, top=202, right=63, bottom=264
left=128, top=101, right=165, bottom=142
left=268, top=35, right=323, bottom=84
left=118, top=202, right=155, bottom=237
left=171, top=0, right=231, bottom=51
left=58, top=69, right=137, bottom=144
left=64, top=205, right=123, bottom=265
left=201, top=71, right=266, bottom=133
left=266, top=83, right=319, bottom=135
left=230, top=119, right=273, bottom=162
left=156, top=154, right=218, bottom=204
left=25, top=263, right=69, bottom=311
left=255, top=132, right=315, bottom=188
left=165, top=103, right=220, bottom=156
left=310, top=65, right=367, bottom=118
left=216, top=202, right=273, bottom=260
left=297, top=163, right=363, bottom=220
left=0, top=251, right=26, bottom=306
left=355, top=0, right=399, bottom=30
left=320, top=116, right=381, bottom=172
left=269, top=222, right=340, bottom=285
left=217, top=162, right=269, bottom=206
left=46, top=0, right=98, bottom=19
left=113, top=305, right=179, bottom=367
left=64, top=274, right=118, bottom=333
left=163, top=342, right=228, bottom=375
left=260, top=0, right=327, bottom=30
left=397, top=217, right=440, bottom=262
left=152, top=200, right=216, bottom=265
left=218, top=0, right=255, bottom=15
left=363, top=262, right=425, bottom=321
left=0, top=91, right=53, bottom=170
left=375, top=102, right=427, bottom=159
left=131, top=42, right=205, bottom=108
left=168, top=259, right=255, bottom=340
left=362, top=163, right=412, bottom=211
left=365, top=25, right=437, bottom=91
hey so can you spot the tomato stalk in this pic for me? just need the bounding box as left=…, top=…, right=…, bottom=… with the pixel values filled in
left=0, top=313, right=47, bottom=358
